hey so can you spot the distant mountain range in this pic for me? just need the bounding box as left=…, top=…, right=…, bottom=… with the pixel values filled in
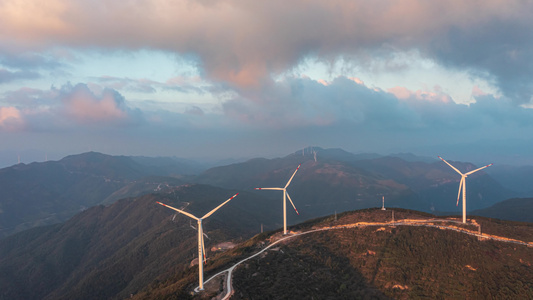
left=0, top=152, right=202, bottom=237
left=484, top=165, right=533, bottom=195
left=196, top=147, right=516, bottom=219
left=2, top=147, right=531, bottom=238
left=2, top=147, right=533, bottom=299
left=473, top=198, right=533, bottom=222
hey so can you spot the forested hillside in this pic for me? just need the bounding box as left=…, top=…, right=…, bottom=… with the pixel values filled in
left=134, top=209, right=533, bottom=299
left=0, top=185, right=278, bottom=300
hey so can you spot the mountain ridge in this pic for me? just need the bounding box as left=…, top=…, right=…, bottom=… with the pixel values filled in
left=136, top=208, right=533, bottom=299
left=0, top=152, right=200, bottom=238
left=2, top=183, right=533, bottom=299
left=1, top=148, right=525, bottom=238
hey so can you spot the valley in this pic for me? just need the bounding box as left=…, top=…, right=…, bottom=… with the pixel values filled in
left=1, top=148, right=533, bottom=299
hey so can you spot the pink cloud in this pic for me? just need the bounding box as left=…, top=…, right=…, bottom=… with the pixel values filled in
left=2, top=0, right=530, bottom=91
left=388, top=86, right=412, bottom=100
left=0, top=84, right=142, bottom=131
left=348, top=77, right=365, bottom=86
left=0, top=106, right=25, bottom=131
left=388, top=86, right=453, bottom=104
left=0, top=0, right=71, bottom=48
left=472, top=85, right=488, bottom=97
left=317, top=79, right=329, bottom=86
left=60, top=84, right=131, bottom=124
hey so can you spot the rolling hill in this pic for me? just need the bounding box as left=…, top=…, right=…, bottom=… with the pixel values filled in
left=472, top=198, right=533, bottom=223
left=2, top=180, right=533, bottom=299
left=228, top=214, right=533, bottom=299
left=0, top=152, right=199, bottom=238
left=133, top=208, right=533, bottom=299
left=3, top=188, right=533, bottom=299
left=0, top=184, right=280, bottom=300
left=0, top=148, right=520, bottom=238
left=1, top=147, right=532, bottom=299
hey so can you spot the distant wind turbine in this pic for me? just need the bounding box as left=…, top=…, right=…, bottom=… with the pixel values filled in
left=156, top=193, right=238, bottom=291
left=255, top=165, right=301, bottom=235
left=438, top=156, right=493, bottom=223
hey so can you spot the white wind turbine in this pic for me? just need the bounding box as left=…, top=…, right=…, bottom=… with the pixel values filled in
left=255, top=164, right=301, bottom=235
left=156, top=193, right=238, bottom=291
left=438, top=156, right=493, bottom=224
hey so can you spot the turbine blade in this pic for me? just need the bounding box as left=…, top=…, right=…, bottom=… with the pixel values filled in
left=438, top=156, right=464, bottom=175
left=456, top=177, right=464, bottom=206
left=286, top=192, right=299, bottom=215
left=156, top=202, right=199, bottom=220
left=285, top=164, right=301, bottom=188
left=201, top=193, right=239, bottom=219
left=464, top=163, right=493, bottom=176
left=255, top=187, right=283, bottom=190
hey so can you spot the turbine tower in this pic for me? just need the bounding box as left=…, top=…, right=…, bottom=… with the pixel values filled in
left=156, top=193, right=238, bottom=291
left=255, top=164, right=301, bottom=235
left=438, top=156, right=493, bottom=223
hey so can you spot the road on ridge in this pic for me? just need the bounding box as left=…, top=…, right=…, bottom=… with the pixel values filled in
left=196, top=219, right=532, bottom=299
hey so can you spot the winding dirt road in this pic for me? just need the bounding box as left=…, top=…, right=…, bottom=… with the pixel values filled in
left=196, top=219, right=533, bottom=299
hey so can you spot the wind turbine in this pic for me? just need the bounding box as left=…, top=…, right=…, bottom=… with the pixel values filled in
left=255, top=164, right=301, bottom=235
left=190, top=219, right=210, bottom=240
left=438, top=156, right=493, bottom=223
left=156, top=193, right=238, bottom=291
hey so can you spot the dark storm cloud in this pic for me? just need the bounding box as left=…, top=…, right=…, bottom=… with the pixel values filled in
left=429, top=18, right=533, bottom=104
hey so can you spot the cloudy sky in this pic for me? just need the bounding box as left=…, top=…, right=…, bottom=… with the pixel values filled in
left=1, top=0, right=533, bottom=167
